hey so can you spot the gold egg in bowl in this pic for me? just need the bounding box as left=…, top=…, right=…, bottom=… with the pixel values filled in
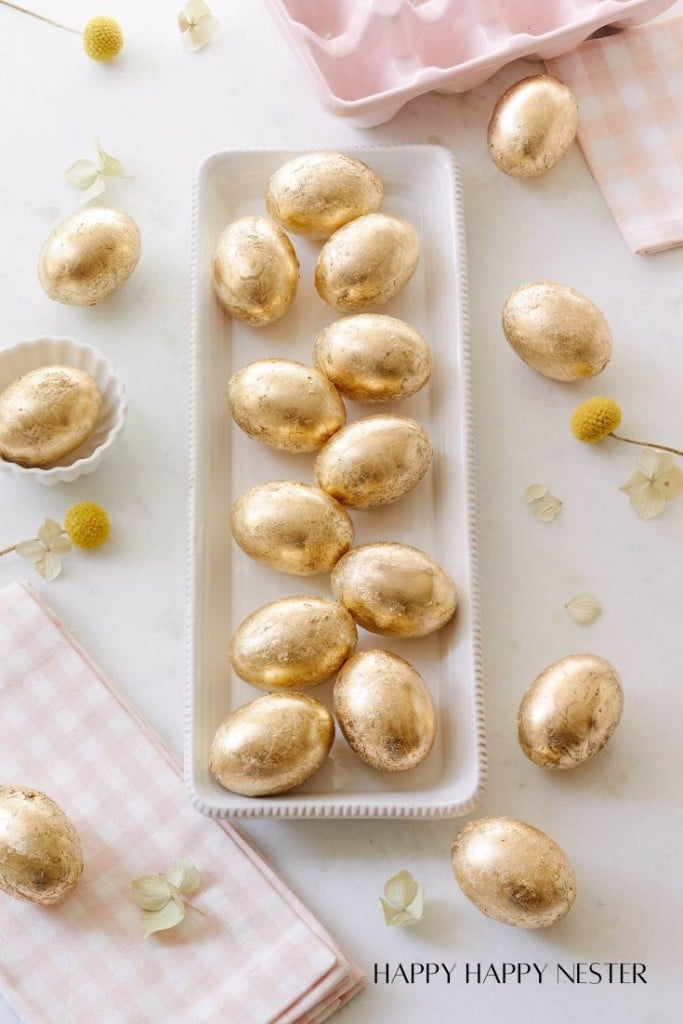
left=488, top=75, right=579, bottom=178
left=451, top=817, right=576, bottom=929
left=0, top=365, right=101, bottom=469
left=265, top=151, right=383, bottom=240
left=517, top=653, right=623, bottom=770
left=210, top=215, right=299, bottom=326
left=0, top=337, right=127, bottom=484
left=334, top=649, right=436, bottom=772
left=231, top=481, right=354, bottom=575
left=38, top=207, right=140, bottom=306
left=231, top=595, right=358, bottom=690
left=228, top=359, right=346, bottom=452
left=209, top=692, right=335, bottom=797
left=314, top=414, right=432, bottom=509
left=502, top=281, right=612, bottom=381
left=0, top=786, right=83, bottom=905
left=315, top=213, right=420, bottom=313
left=312, top=314, right=432, bottom=403
left=331, top=542, right=457, bottom=637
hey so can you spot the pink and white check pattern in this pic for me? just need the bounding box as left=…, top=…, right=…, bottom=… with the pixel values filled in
left=0, top=582, right=363, bottom=1024
left=547, top=17, right=683, bottom=255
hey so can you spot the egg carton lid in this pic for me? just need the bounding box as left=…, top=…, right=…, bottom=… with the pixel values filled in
left=265, top=0, right=677, bottom=125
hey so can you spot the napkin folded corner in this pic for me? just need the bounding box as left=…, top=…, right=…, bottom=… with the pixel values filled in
left=547, top=16, right=683, bottom=255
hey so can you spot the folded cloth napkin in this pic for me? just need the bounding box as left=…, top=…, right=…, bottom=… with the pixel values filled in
left=0, top=582, right=363, bottom=1024
left=547, top=17, right=683, bottom=255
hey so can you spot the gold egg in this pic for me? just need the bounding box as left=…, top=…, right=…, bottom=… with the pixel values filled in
left=503, top=281, right=612, bottom=381
left=228, top=359, right=346, bottom=452
left=209, top=692, right=335, bottom=796
left=315, top=213, right=420, bottom=313
left=231, top=596, right=358, bottom=690
left=265, top=152, right=383, bottom=240
left=488, top=75, right=579, bottom=178
left=231, top=481, right=354, bottom=575
left=331, top=542, right=457, bottom=637
left=0, top=365, right=102, bottom=468
left=211, top=216, right=299, bottom=326
left=0, top=786, right=83, bottom=905
left=451, top=817, right=576, bottom=929
left=312, top=314, right=432, bottom=403
left=38, top=207, right=140, bottom=306
left=517, top=653, right=623, bottom=770
left=314, top=414, right=432, bottom=509
left=334, top=649, right=436, bottom=772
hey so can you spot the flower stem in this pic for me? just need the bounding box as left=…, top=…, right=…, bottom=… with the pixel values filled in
left=610, top=433, right=683, bottom=458
left=0, top=1, right=79, bottom=34
left=0, top=544, right=16, bottom=558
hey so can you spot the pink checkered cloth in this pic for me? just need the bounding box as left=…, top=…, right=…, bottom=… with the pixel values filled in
left=0, top=582, right=363, bottom=1024
left=547, top=17, right=683, bottom=255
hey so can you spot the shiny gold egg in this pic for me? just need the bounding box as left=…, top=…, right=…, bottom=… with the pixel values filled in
left=488, top=75, right=579, bottom=178
left=451, top=817, right=576, bottom=929
left=38, top=207, right=140, bottom=306
left=314, top=414, right=432, bottom=509
left=503, top=281, right=612, bottom=381
left=231, top=596, right=358, bottom=690
left=0, top=786, right=83, bottom=905
left=231, top=481, right=354, bottom=575
left=331, top=542, right=457, bottom=637
left=211, top=216, right=299, bottom=326
left=209, top=692, right=335, bottom=796
left=517, top=653, right=623, bottom=770
left=228, top=359, right=346, bottom=452
left=334, top=649, right=436, bottom=772
left=0, top=365, right=102, bottom=468
left=265, top=152, right=383, bottom=240
left=315, top=213, right=420, bottom=313
left=312, top=314, right=432, bottom=403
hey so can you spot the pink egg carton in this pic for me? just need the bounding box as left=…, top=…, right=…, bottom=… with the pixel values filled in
left=266, top=0, right=676, bottom=125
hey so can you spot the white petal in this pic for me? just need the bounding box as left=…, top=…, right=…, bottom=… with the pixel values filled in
left=525, top=484, right=548, bottom=504
left=51, top=535, right=72, bottom=555
left=533, top=495, right=563, bottom=522
left=619, top=470, right=666, bottom=519
left=565, top=594, right=602, bottom=625
left=38, top=518, right=63, bottom=548
left=178, top=12, right=190, bottom=31
left=166, top=858, right=200, bottom=894
left=638, top=448, right=671, bottom=478
left=380, top=900, right=420, bottom=927
left=142, top=894, right=185, bottom=938
left=15, top=539, right=45, bottom=563
left=37, top=552, right=61, bottom=582
left=404, top=883, right=424, bottom=922
left=184, top=0, right=213, bottom=21
left=95, top=139, right=124, bottom=178
left=80, top=176, right=106, bottom=204
left=64, top=159, right=99, bottom=189
left=132, top=875, right=173, bottom=912
left=383, top=870, right=418, bottom=911
left=653, top=464, right=683, bottom=503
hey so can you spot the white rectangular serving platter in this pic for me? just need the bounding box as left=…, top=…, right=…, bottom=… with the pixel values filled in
left=187, top=145, right=486, bottom=818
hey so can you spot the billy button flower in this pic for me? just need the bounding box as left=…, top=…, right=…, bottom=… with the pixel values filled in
left=0, top=4, right=124, bottom=62
left=571, top=397, right=683, bottom=520
left=0, top=503, right=110, bottom=580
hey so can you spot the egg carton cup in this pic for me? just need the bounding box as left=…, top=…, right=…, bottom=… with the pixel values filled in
left=0, top=337, right=127, bottom=486
left=266, top=0, right=677, bottom=125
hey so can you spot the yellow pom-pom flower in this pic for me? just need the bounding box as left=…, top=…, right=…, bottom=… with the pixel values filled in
left=64, top=502, right=110, bottom=550
left=83, top=16, right=124, bottom=62
left=570, top=397, right=622, bottom=444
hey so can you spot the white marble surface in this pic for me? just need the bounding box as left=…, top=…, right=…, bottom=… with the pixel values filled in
left=1, top=2, right=682, bottom=1022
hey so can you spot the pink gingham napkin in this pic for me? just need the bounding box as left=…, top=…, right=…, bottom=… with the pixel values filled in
left=547, top=17, right=683, bottom=255
left=0, top=582, right=363, bottom=1024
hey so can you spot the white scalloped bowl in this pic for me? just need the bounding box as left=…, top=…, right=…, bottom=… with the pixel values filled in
left=0, top=337, right=127, bottom=486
